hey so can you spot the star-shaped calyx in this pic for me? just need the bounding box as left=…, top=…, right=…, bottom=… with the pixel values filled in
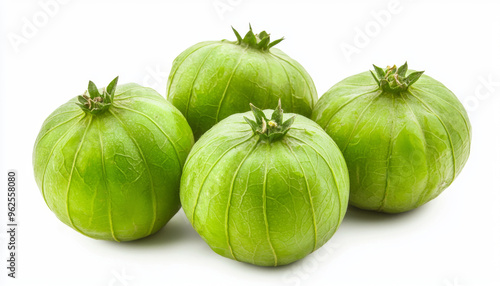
left=370, top=62, right=424, bottom=93
left=231, top=24, right=284, bottom=51
left=244, top=100, right=295, bottom=142
left=76, top=76, right=119, bottom=115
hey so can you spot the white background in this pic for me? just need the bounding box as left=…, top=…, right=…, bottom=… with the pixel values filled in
left=1, top=0, right=499, bottom=285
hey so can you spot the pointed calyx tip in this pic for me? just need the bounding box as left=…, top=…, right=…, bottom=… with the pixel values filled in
left=231, top=25, right=284, bottom=51
left=244, top=100, right=295, bottom=142
left=77, top=76, right=119, bottom=115
left=370, top=62, right=424, bottom=93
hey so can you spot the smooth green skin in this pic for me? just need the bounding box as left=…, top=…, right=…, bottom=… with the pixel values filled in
left=167, top=41, right=318, bottom=140
left=312, top=71, right=471, bottom=213
left=180, top=110, right=349, bottom=266
left=33, top=83, right=194, bottom=241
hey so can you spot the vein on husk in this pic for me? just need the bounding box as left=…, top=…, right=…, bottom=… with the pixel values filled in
left=406, top=89, right=457, bottom=181
left=113, top=93, right=164, bottom=104
left=65, top=116, right=93, bottom=236
left=185, top=44, right=223, bottom=117
left=224, top=139, right=260, bottom=262
left=411, top=86, right=471, bottom=138
left=34, top=112, right=83, bottom=151
left=42, top=109, right=81, bottom=124
left=400, top=93, right=430, bottom=207
left=215, top=47, right=248, bottom=122
left=269, top=53, right=315, bottom=105
left=167, top=42, right=217, bottom=97
left=109, top=109, right=157, bottom=236
left=283, top=139, right=318, bottom=251
left=286, top=134, right=343, bottom=232
left=97, top=117, right=119, bottom=242
left=113, top=103, right=182, bottom=169
left=190, top=135, right=256, bottom=226
left=260, top=53, right=273, bottom=109
left=378, top=94, right=395, bottom=212
left=40, top=115, right=85, bottom=209
left=340, top=94, right=381, bottom=153
left=270, top=54, right=294, bottom=112
left=261, top=143, right=278, bottom=266
left=322, top=89, right=380, bottom=131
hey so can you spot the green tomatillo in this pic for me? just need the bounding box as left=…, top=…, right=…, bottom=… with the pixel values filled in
left=180, top=102, right=349, bottom=266
left=312, top=63, right=471, bottom=213
left=33, top=77, right=194, bottom=241
left=167, top=25, right=318, bottom=140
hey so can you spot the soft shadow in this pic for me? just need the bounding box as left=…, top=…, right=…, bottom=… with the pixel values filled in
left=214, top=250, right=315, bottom=273
left=343, top=204, right=429, bottom=223
left=232, top=258, right=300, bottom=272
left=101, top=212, right=200, bottom=249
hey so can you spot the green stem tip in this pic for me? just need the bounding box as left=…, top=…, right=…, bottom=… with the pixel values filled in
left=77, top=76, right=119, bottom=115
left=370, top=62, right=424, bottom=93
left=231, top=24, right=284, bottom=51
left=244, top=100, right=295, bottom=142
